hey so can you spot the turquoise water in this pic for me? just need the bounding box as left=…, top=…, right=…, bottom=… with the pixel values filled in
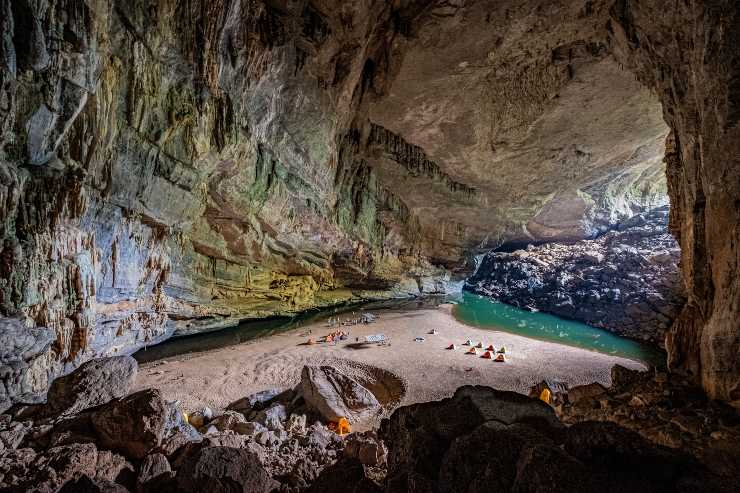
left=453, top=292, right=664, bottom=366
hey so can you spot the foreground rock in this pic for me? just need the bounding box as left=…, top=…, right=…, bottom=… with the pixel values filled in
left=300, top=366, right=381, bottom=424
left=44, top=357, right=138, bottom=417
left=175, top=446, right=277, bottom=493
left=558, top=365, right=740, bottom=483
left=91, top=389, right=168, bottom=460
left=467, top=207, right=685, bottom=343
left=379, top=386, right=725, bottom=492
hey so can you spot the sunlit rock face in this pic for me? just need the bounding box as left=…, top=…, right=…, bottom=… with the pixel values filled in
left=0, top=0, right=738, bottom=408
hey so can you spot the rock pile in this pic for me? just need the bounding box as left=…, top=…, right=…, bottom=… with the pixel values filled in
left=0, top=358, right=390, bottom=492
left=554, top=365, right=740, bottom=484
left=3, top=355, right=737, bottom=492
left=466, top=206, right=685, bottom=343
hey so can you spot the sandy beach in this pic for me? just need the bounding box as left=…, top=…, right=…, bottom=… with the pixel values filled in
left=135, top=303, right=646, bottom=419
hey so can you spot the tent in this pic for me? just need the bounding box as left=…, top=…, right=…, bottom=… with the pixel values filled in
left=539, top=388, right=552, bottom=404
left=481, top=350, right=493, bottom=359
left=486, top=344, right=495, bottom=352
left=464, top=339, right=473, bottom=346
left=494, top=353, right=506, bottom=362
left=446, top=344, right=457, bottom=350
left=475, top=342, right=484, bottom=349
left=498, top=346, right=507, bottom=354
left=466, top=347, right=478, bottom=355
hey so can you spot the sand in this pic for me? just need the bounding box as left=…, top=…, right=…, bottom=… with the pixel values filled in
left=135, top=304, right=646, bottom=417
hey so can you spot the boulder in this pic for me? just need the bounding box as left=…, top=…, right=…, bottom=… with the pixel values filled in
left=299, top=366, right=381, bottom=423
left=137, top=453, right=171, bottom=490
left=175, top=446, right=277, bottom=493
left=380, top=386, right=563, bottom=491
left=343, top=431, right=387, bottom=466
left=307, top=458, right=382, bottom=493
left=0, top=443, right=128, bottom=492
left=210, top=410, right=247, bottom=432
left=611, top=364, right=646, bottom=388
left=255, top=402, right=287, bottom=431
left=567, top=382, right=607, bottom=405
left=44, top=356, right=138, bottom=417
left=226, top=389, right=282, bottom=416
left=91, top=389, right=168, bottom=460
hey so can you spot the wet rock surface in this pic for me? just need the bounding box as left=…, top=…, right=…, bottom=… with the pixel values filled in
left=467, top=207, right=685, bottom=343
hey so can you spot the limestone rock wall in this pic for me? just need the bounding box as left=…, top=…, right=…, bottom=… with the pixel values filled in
left=609, top=1, right=740, bottom=405
left=0, top=0, right=449, bottom=409
left=467, top=207, right=685, bottom=344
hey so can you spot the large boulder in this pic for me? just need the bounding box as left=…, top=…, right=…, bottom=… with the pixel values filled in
left=300, top=366, right=381, bottom=423
left=91, top=389, right=168, bottom=460
left=175, top=446, right=277, bottom=493
left=44, top=356, right=138, bottom=417
left=380, top=386, right=563, bottom=490
left=380, top=386, right=720, bottom=493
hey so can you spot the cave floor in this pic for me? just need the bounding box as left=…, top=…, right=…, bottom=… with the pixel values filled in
left=135, top=304, right=644, bottom=426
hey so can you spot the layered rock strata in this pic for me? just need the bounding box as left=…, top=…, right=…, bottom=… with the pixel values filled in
left=467, top=207, right=685, bottom=344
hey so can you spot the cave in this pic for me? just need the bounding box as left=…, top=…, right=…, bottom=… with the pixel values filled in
left=0, top=1, right=739, bottom=492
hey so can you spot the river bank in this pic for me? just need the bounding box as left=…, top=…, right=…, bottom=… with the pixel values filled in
left=135, top=303, right=646, bottom=418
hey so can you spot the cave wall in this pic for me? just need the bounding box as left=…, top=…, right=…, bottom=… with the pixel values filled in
left=0, top=0, right=451, bottom=409
left=609, top=0, right=740, bottom=405
left=0, top=0, right=737, bottom=409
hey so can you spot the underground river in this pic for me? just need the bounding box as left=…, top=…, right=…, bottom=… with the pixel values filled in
left=134, top=292, right=662, bottom=367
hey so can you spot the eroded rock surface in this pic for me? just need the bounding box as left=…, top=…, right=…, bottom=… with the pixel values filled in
left=300, top=365, right=382, bottom=425
left=379, top=386, right=727, bottom=493
left=467, top=207, right=685, bottom=343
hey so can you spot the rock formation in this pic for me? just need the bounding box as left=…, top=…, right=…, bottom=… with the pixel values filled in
left=3, top=357, right=737, bottom=492
left=467, top=206, right=685, bottom=343
left=0, top=0, right=738, bottom=408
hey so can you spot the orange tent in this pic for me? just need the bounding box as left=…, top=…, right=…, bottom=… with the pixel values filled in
left=495, top=353, right=506, bottom=362
left=328, top=417, right=351, bottom=435
left=486, top=344, right=495, bottom=352
left=481, top=351, right=493, bottom=359
left=539, top=388, right=551, bottom=404
left=466, top=347, right=478, bottom=355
